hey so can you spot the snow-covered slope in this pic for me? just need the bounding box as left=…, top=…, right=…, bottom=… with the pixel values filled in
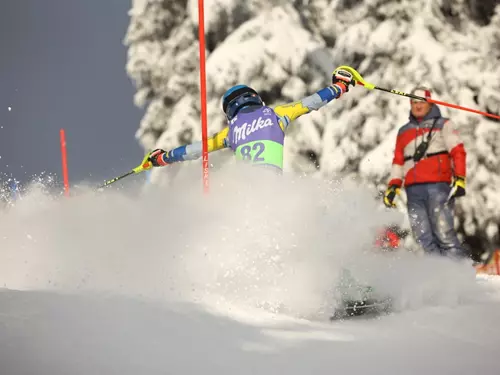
left=0, top=172, right=500, bottom=374
left=2, top=280, right=500, bottom=375
left=124, top=0, right=500, bottom=250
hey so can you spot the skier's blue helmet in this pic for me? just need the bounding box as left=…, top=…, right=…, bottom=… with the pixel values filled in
left=222, top=84, right=264, bottom=120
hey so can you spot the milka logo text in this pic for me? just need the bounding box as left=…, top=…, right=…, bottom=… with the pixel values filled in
left=232, top=117, right=273, bottom=143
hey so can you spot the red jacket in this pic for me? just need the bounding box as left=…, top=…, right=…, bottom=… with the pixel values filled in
left=388, top=105, right=466, bottom=187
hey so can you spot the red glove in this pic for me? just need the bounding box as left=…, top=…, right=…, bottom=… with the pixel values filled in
left=332, top=68, right=356, bottom=92
left=148, top=149, right=169, bottom=167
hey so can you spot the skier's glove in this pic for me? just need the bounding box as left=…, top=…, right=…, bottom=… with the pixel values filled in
left=332, top=68, right=356, bottom=93
left=147, top=148, right=169, bottom=167
left=448, top=176, right=466, bottom=201
left=383, top=185, right=400, bottom=208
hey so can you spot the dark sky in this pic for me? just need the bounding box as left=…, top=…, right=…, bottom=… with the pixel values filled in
left=0, top=0, right=145, bottom=189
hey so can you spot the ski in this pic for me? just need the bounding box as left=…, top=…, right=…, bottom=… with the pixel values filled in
left=330, top=297, right=393, bottom=321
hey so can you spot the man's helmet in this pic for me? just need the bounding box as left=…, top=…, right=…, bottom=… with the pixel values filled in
left=222, top=85, right=264, bottom=120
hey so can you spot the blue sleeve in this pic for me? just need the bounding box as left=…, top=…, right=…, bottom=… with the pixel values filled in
left=300, top=85, right=343, bottom=111
left=317, top=85, right=342, bottom=103
left=162, top=145, right=188, bottom=163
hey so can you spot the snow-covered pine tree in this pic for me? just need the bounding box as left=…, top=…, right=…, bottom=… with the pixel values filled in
left=124, top=0, right=500, bottom=254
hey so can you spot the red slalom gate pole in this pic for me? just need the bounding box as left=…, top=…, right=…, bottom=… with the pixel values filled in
left=198, top=0, right=209, bottom=194
left=495, top=250, right=500, bottom=275
left=428, top=98, right=500, bottom=121
left=59, top=129, right=70, bottom=197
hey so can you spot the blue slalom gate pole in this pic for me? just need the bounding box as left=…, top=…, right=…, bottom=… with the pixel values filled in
left=10, top=179, right=21, bottom=201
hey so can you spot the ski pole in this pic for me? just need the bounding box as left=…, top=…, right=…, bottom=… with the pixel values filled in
left=97, top=154, right=152, bottom=190
left=338, top=66, right=500, bottom=121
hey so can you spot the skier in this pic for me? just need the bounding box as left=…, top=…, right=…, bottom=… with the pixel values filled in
left=144, top=67, right=384, bottom=319
left=144, top=67, right=355, bottom=171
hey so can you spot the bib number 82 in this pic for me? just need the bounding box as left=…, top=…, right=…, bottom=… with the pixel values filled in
left=240, top=142, right=265, bottom=162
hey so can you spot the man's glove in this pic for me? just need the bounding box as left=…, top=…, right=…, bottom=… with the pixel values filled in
left=448, top=176, right=466, bottom=201
left=147, top=148, right=169, bottom=167
left=383, top=185, right=400, bottom=208
left=332, top=68, right=356, bottom=92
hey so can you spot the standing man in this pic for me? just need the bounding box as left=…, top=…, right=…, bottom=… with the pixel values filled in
left=383, top=87, right=468, bottom=258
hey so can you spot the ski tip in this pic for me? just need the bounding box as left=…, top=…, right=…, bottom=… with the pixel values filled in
left=330, top=299, right=393, bottom=321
